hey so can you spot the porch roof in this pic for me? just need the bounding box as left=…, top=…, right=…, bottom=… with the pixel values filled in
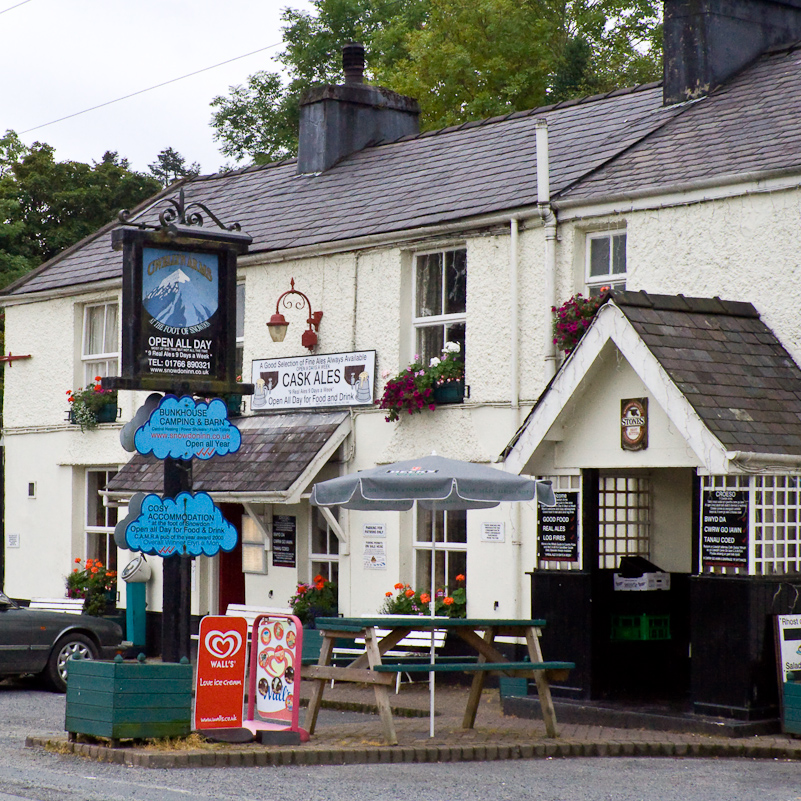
left=104, top=410, right=350, bottom=504
left=503, top=291, right=801, bottom=473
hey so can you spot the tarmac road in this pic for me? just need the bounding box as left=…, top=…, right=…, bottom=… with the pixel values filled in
left=1, top=680, right=801, bottom=801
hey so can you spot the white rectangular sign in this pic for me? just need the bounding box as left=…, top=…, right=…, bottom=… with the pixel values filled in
left=250, top=351, right=376, bottom=411
left=6, top=533, right=19, bottom=548
left=776, top=615, right=801, bottom=683
left=363, top=540, right=387, bottom=570
left=363, top=524, right=386, bottom=539
left=481, top=522, right=505, bottom=542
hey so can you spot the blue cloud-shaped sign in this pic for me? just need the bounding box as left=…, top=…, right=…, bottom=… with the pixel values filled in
left=118, top=492, right=238, bottom=557
left=134, top=395, right=241, bottom=460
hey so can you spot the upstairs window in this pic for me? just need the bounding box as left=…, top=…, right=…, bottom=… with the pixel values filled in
left=586, top=231, right=626, bottom=296
left=82, top=302, right=119, bottom=384
left=414, top=248, right=466, bottom=364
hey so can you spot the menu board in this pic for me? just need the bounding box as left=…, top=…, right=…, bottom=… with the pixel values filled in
left=538, top=492, right=579, bottom=562
left=701, top=489, right=749, bottom=568
left=272, top=515, right=297, bottom=568
left=254, top=616, right=300, bottom=723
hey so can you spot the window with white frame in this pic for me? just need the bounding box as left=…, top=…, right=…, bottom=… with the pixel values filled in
left=586, top=231, right=626, bottom=296
left=86, top=469, right=118, bottom=572
left=597, top=474, right=650, bottom=569
left=235, top=283, right=245, bottom=379
left=413, top=248, right=466, bottom=364
left=82, top=302, right=119, bottom=384
left=242, top=508, right=270, bottom=574
left=414, top=508, right=467, bottom=595
left=310, top=506, right=339, bottom=584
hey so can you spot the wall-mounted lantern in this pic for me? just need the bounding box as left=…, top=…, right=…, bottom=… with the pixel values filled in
left=266, top=278, right=323, bottom=352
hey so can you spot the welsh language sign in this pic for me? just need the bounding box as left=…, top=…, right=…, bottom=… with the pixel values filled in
left=250, top=350, right=376, bottom=410
left=701, top=489, right=749, bottom=568
left=115, top=491, right=238, bottom=557
left=195, top=616, right=248, bottom=730
left=538, top=491, right=580, bottom=562
left=134, top=395, right=241, bottom=460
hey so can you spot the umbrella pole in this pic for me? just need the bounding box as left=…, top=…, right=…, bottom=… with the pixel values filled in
left=429, top=507, right=436, bottom=738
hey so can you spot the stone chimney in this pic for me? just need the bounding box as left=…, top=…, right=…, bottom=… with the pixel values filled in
left=297, top=42, right=420, bottom=174
left=664, top=0, right=801, bottom=104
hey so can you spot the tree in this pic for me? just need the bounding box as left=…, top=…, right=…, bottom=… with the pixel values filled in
left=147, top=147, right=201, bottom=187
left=0, top=130, right=162, bottom=290
left=210, top=0, right=661, bottom=163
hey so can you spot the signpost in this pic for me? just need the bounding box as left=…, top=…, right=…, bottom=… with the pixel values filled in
left=106, top=191, right=252, bottom=662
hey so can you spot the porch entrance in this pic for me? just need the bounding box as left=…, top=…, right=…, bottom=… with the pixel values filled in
left=531, top=467, right=695, bottom=705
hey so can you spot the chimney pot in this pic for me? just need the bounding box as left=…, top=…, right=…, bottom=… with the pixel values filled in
left=342, top=42, right=365, bottom=84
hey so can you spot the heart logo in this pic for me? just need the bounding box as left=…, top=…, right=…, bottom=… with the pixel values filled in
left=205, top=630, right=242, bottom=659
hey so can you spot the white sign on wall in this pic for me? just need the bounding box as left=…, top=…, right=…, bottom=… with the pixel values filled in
left=250, top=350, right=376, bottom=411
left=363, top=524, right=386, bottom=538
left=481, top=522, right=505, bottom=542
left=776, top=614, right=801, bottom=683
left=363, top=540, right=387, bottom=570
left=6, top=533, right=19, bottom=549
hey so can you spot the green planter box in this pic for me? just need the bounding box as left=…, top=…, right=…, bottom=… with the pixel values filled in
left=783, top=680, right=801, bottom=734
left=65, top=656, right=193, bottom=742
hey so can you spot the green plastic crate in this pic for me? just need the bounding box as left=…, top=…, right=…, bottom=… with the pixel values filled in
left=610, top=613, right=671, bottom=641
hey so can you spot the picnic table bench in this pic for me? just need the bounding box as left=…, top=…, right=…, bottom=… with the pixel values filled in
left=301, top=616, right=574, bottom=745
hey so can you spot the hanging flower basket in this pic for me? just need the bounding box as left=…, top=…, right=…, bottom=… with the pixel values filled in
left=552, top=293, right=605, bottom=354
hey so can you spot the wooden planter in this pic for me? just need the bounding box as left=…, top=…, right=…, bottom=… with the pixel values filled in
left=65, top=655, right=193, bottom=744
left=432, top=381, right=465, bottom=405
left=783, top=680, right=801, bottom=734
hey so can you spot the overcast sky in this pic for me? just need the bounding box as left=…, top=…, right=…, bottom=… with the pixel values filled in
left=1, top=0, right=314, bottom=175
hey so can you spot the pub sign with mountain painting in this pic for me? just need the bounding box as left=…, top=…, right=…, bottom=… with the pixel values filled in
left=111, top=226, right=249, bottom=393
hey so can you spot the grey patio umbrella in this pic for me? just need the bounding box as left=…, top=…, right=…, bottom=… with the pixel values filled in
left=310, top=453, right=556, bottom=736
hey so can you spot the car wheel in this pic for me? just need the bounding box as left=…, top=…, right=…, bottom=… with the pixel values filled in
left=43, top=633, right=97, bottom=693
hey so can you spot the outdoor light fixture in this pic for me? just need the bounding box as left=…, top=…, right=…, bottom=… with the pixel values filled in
left=266, top=277, right=324, bottom=351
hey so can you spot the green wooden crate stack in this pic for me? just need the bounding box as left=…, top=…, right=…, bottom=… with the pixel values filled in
left=65, top=655, right=193, bottom=743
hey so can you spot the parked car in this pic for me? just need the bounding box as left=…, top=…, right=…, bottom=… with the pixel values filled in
left=0, top=589, right=124, bottom=692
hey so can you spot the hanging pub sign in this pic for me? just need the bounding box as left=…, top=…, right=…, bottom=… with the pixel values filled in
left=701, top=488, right=749, bottom=568
left=538, top=491, right=580, bottom=562
left=621, top=397, right=648, bottom=451
left=106, top=190, right=252, bottom=397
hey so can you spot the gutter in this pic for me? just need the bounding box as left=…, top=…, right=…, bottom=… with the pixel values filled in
left=726, top=451, right=801, bottom=470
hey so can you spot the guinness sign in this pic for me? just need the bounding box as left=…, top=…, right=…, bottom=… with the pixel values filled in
left=621, top=397, right=648, bottom=451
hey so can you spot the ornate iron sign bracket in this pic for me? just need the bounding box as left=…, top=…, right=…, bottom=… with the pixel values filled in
left=119, top=188, right=241, bottom=233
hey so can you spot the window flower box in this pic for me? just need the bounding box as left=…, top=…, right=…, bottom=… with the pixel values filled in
left=377, top=342, right=465, bottom=422
left=66, top=378, right=118, bottom=431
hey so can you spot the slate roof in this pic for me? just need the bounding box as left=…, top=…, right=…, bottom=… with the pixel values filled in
left=560, top=44, right=801, bottom=202
left=504, top=291, right=801, bottom=459
left=3, top=84, right=675, bottom=296
left=105, top=410, right=349, bottom=496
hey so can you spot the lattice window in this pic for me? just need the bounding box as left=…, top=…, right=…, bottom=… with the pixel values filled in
left=701, top=475, right=750, bottom=576
left=598, top=475, right=650, bottom=569
left=537, top=474, right=582, bottom=571
left=754, top=475, right=801, bottom=576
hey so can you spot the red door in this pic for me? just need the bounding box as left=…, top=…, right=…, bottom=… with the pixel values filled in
left=218, top=504, right=245, bottom=614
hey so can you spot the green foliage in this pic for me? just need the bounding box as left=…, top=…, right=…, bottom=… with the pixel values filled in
left=0, top=131, right=161, bottom=290
left=66, top=557, right=117, bottom=617
left=289, top=575, right=338, bottom=626
left=66, top=378, right=118, bottom=431
left=552, top=292, right=605, bottom=353
left=209, top=0, right=661, bottom=163
left=380, top=577, right=466, bottom=617
left=147, top=147, right=201, bottom=187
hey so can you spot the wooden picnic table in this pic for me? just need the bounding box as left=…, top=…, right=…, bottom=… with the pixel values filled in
left=300, top=616, right=573, bottom=745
